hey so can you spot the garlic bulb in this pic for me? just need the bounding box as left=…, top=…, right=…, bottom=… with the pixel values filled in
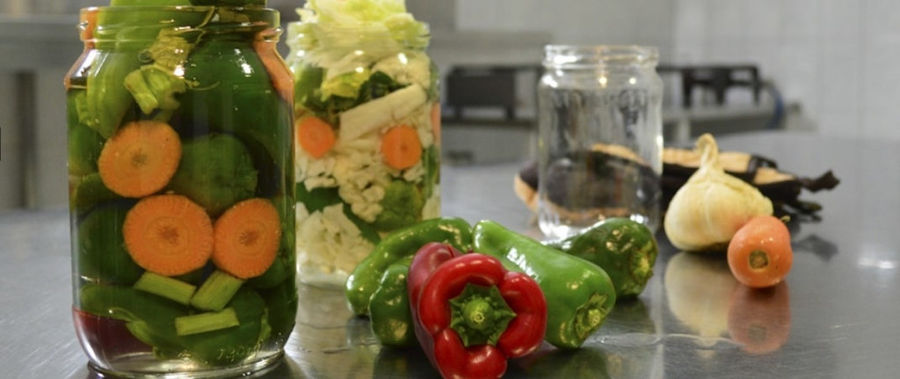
left=664, top=134, right=773, bottom=251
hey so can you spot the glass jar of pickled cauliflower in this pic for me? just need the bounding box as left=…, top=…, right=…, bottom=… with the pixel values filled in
left=66, top=3, right=296, bottom=377
left=287, top=0, right=441, bottom=286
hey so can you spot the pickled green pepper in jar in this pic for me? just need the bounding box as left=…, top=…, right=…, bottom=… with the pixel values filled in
left=67, top=2, right=296, bottom=376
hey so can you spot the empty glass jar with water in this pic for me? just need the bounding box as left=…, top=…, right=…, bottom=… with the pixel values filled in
left=537, top=45, right=663, bottom=239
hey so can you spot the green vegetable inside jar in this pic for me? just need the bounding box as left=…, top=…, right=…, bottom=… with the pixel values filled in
left=66, top=2, right=296, bottom=376
left=287, top=0, right=442, bottom=286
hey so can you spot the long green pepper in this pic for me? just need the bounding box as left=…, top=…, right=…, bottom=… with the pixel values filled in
left=472, top=220, right=617, bottom=349
left=345, top=217, right=473, bottom=316
left=368, top=256, right=415, bottom=347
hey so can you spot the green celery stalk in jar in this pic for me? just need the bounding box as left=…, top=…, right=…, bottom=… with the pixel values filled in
left=287, top=0, right=442, bottom=286
left=67, top=2, right=296, bottom=377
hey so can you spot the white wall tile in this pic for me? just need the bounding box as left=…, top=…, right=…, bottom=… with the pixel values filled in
left=708, top=0, right=745, bottom=42
left=456, top=0, right=502, bottom=31
left=817, top=111, right=861, bottom=139
left=861, top=34, right=900, bottom=111
left=819, top=0, right=860, bottom=43
left=744, top=0, right=782, bottom=41
left=776, top=41, right=820, bottom=114
left=862, top=0, right=900, bottom=40
left=818, top=42, right=861, bottom=113
left=859, top=108, right=900, bottom=140
left=781, top=0, right=820, bottom=42
left=708, top=39, right=746, bottom=62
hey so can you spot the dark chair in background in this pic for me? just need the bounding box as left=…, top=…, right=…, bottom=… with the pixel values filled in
left=658, top=64, right=762, bottom=108
left=444, top=65, right=541, bottom=123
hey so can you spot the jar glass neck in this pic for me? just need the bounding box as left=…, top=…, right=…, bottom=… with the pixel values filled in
left=80, top=6, right=281, bottom=45
left=543, top=45, right=659, bottom=70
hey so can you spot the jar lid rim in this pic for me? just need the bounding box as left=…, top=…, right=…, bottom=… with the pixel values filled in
left=543, top=45, right=659, bottom=68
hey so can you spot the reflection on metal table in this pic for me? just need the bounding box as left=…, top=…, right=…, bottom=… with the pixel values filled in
left=1, top=131, right=898, bottom=378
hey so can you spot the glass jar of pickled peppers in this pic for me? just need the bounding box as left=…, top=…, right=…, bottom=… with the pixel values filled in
left=66, top=4, right=296, bottom=377
left=287, top=1, right=441, bottom=286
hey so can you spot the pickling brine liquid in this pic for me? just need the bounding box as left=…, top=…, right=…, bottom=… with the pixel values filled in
left=67, top=7, right=296, bottom=377
left=537, top=84, right=662, bottom=239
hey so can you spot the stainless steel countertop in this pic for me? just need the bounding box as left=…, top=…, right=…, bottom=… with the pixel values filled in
left=2, top=131, right=898, bottom=378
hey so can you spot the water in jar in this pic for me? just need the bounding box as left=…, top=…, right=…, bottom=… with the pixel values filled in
left=537, top=76, right=662, bottom=239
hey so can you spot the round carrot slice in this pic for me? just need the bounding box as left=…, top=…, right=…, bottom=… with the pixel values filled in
left=98, top=120, right=182, bottom=198
left=213, top=198, right=281, bottom=279
left=296, top=116, right=336, bottom=159
left=124, top=194, right=214, bottom=276
left=381, top=125, right=422, bottom=170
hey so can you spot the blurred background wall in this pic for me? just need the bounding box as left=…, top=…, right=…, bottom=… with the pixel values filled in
left=0, top=0, right=894, bottom=211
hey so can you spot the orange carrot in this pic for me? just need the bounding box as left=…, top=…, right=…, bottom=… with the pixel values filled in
left=430, top=103, right=441, bottom=146
left=97, top=120, right=181, bottom=198
left=296, top=116, right=336, bottom=159
left=381, top=125, right=422, bottom=170
left=727, top=216, right=793, bottom=288
left=124, top=194, right=214, bottom=276
left=254, top=30, right=294, bottom=104
left=213, top=198, right=281, bottom=279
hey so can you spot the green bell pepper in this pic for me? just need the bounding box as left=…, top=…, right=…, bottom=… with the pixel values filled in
left=345, top=217, right=473, bottom=316
left=181, top=287, right=266, bottom=365
left=368, top=256, right=414, bottom=347
left=77, top=204, right=144, bottom=285
left=85, top=7, right=211, bottom=137
left=549, top=218, right=659, bottom=298
left=472, top=220, right=617, bottom=349
left=247, top=249, right=290, bottom=289
left=84, top=50, right=141, bottom=138
left=78, top=284, right=188, bottom=354
left=71, top=173, right=121, bottom=214
left=259, top=279, right=297, bottom=346
left=179, top=37, right=292, bottom=197
left=67, top=90, right=104, bottom=176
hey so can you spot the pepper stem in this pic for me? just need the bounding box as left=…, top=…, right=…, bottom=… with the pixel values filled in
left=449, top=284, right=517, bottom=347
left=749, top=250, right=769, bottom=269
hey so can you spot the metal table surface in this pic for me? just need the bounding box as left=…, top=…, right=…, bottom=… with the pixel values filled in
left=2, top=130, right=898, bottom=378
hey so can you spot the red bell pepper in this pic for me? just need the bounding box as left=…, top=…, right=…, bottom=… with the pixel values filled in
left=408, top=242, right=547, bottom=379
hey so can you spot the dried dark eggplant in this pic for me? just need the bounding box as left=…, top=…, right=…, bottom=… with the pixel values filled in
left=513, top=143, right=660, bottom=215
left=514, top=144, right=839, bottom=217
left=662, top=146, right=839, bottom=216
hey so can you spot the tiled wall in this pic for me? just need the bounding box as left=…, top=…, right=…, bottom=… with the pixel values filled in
left=456, top=0, right=900, bottom=140
left=672, top=0, right=898, bottom=140
left=456, top=0, right=676, bottom=59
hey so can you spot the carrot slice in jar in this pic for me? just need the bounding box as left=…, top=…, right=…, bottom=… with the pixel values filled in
left=296, top=116, right=336, bottom=159
left=97, top=120, right=181, bottom=198
left=124, top=194, right=214, bottom=276
left=381, top=125, right=422, bottom=170
left=213, top=198, right=281, bottom=279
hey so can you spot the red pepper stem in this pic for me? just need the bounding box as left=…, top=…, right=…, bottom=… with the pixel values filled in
left=449, top=283, right=516, bottom=347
